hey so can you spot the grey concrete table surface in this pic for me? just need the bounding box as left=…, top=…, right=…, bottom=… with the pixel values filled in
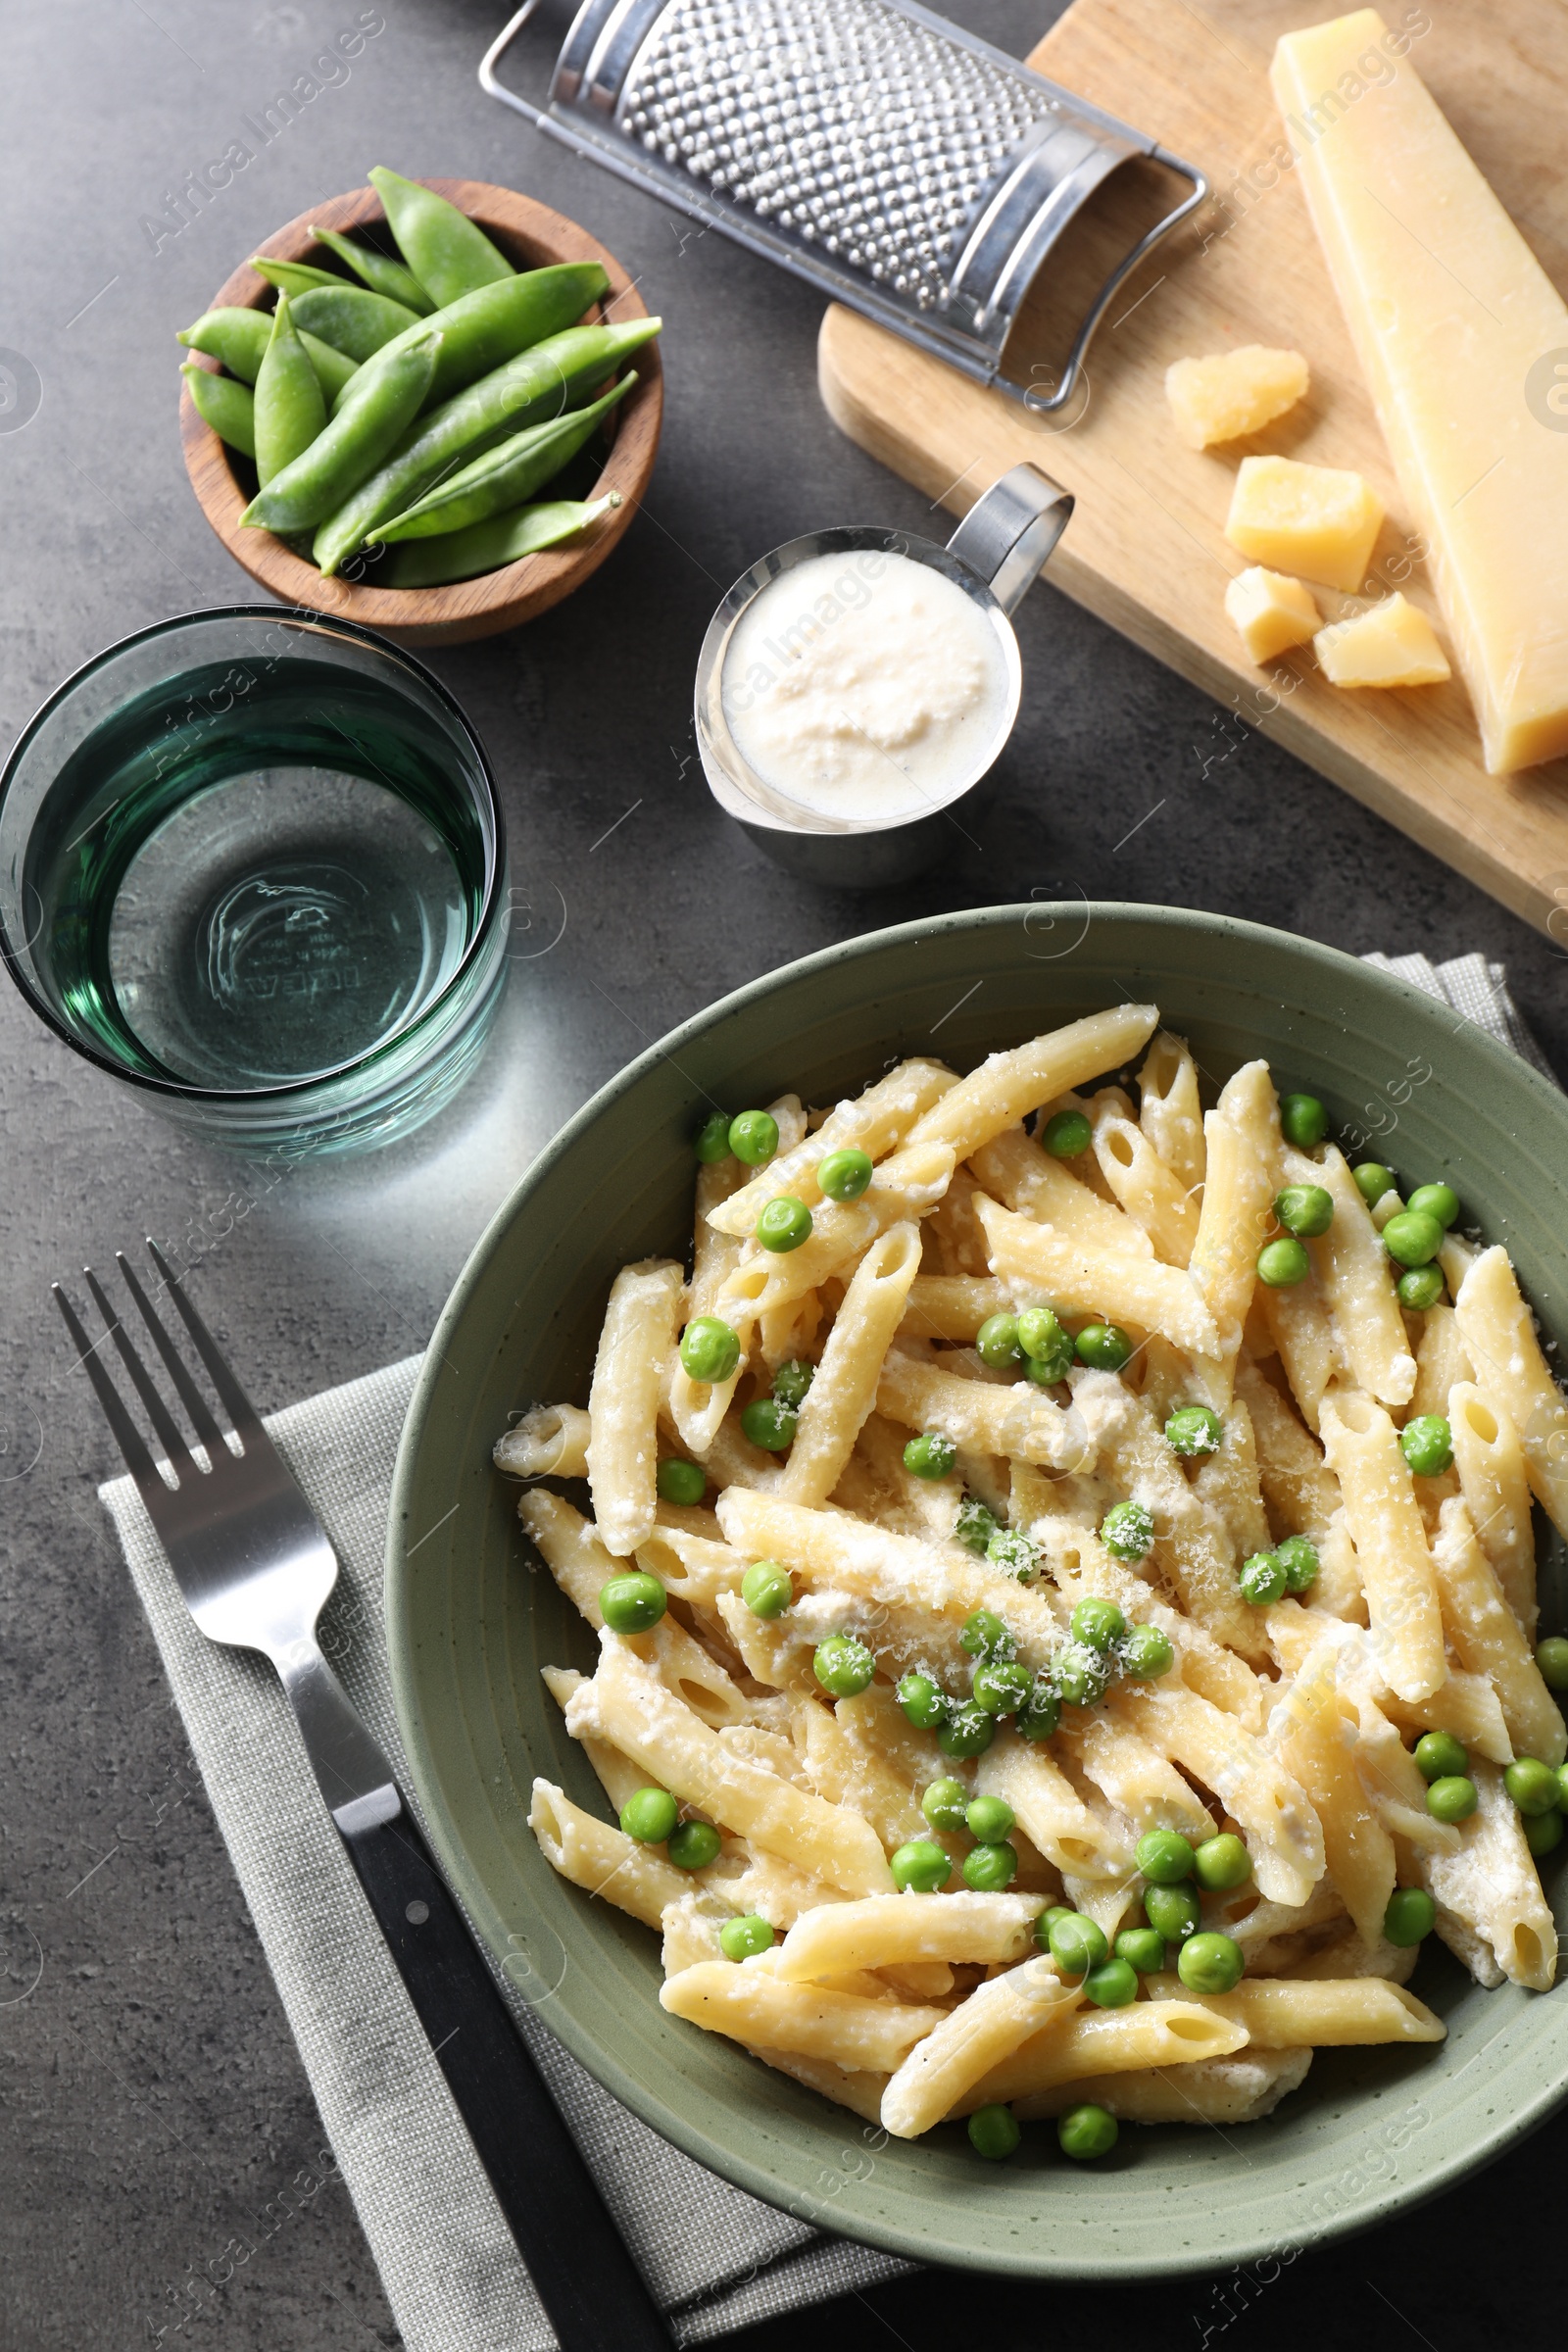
left=1, top=2, right=1564, bottom=2346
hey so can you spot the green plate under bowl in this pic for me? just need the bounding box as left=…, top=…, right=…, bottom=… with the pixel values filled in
left=387, top=902, right=1568, bottom=2279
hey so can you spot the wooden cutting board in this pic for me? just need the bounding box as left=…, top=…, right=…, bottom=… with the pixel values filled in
left=817, top=0, right=1568, bottom=940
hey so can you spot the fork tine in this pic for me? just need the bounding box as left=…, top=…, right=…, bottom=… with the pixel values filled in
left=116, top=1252, right=226, bottom=1454
left=52, top=1282, right=167, bottom=1508
left=84, top=1267, right=199, bottom=1481
left=145, top=1240, right=265, bottom=1441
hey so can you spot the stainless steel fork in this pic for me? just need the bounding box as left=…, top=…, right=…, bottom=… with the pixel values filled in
left=57, top=1242, right=667, bottom=2352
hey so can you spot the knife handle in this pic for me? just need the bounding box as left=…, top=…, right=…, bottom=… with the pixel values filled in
left=340, top=1802, right=670, bottom=2352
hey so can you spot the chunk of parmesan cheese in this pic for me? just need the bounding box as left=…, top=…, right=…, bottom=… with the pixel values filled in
left=1225, top=455, right=1383, bottom=592
left=1273, top=10, right=1568, bottom=773
left=1165, top=345, right=1310, bottom=449
left=1224, top=566, right=1321, bottom=662
left=1314, top=593, right=1451, bottom=688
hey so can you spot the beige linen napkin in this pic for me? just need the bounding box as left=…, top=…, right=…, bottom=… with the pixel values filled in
left=97, top=948, right=1549, bottom=2350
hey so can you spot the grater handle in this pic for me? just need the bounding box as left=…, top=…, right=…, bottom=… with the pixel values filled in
left=947, top=465, right=1073, bottom=615
left=479, top=0, right=553, bottom=128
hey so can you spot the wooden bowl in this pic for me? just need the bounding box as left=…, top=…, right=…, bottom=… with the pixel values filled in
left=179, top=181, right=662, bottom=647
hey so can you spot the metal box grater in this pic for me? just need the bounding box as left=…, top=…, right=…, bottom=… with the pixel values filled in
left=480, top=0, right=1206, bottom=407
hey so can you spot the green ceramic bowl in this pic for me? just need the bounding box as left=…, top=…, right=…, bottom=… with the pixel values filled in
left=386, top=902, right=1568, bottom=2279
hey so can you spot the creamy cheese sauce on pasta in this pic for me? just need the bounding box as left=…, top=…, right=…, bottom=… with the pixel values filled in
left=721, top=551, right=1009, bottom=823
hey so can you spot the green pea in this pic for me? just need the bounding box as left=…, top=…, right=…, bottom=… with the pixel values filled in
left=890, top=1838, right=953, bottom=1892
left=817, top=1148, right=873, bottom=1201
left=1275, top=1183, right=1334, bottom=1239
left=741, top=1559, right=793, bottom=1619
left=1177, top=1932, right=1245, bottom=1993
left=1193, top=1833, right=1251, bottom=1890
left=1425, top=1775, right=1478, bottom=1824
left=1353, top=1161, right=1396, bottom=1206
left=1023, top=1353, right=1066, bottom=1390
left=657, top=1457, right=706, bottom=1506
left=771, top=1359, right=814, bottom=1409
left=619, top=1787, right=678, bottom=1843
left=1055, top=1645, right=1112, bottom=1708
left=986, top=1528, right=1043, bottom=1584
left=1075, top=1323, right=1134, bottom=1372
left=921, top=1778, right=970, bottom=1833
left=1413, top=1732, right=1468, bottom=1783
left=1035, top=1906, right=1074, bottom=1952
left=1084, top=1956, right=1139, bottom=2008
left=1557, top=1763, right=1568, bottom=1812
left=972, top=1659, right=1031, bottom=1715
left=1044, top=1109, right=1093, bottom=1157
left=1276, top=1535, right=1320, bottom=1594
left=718, top=1914, right=775, bottom=1961
left=965, top=1794, right=1015, bottom=1844
left=962, top=1840, right=1018, bottom=1891
left=1137, top=1830, right=1196, bottom=1885
left=1114, top=1928, right=1166, bottom=1974
left=967, top=2104, right=1021, bottom=2162
left=960, top=1609, right=1010, bottom=1658
left=1504, top=1757, right=1561, bottom=1817
left=1279, top=1094, right=1328, bottom=1149
left=1239, top=1550, right=1288, bottom=1605
left=757, top=1197, right=813, bottom=1252
left=1257, top=1237, right=1311, bottom=1288
left=1406, top=1183, right=1459, bottom=1230
left=1058, top=2104, right=1117, bottom=2161
left=938, top=1703, right=997, bottom=1760
left=680, top=1317, right=741, bottom=1383
left=1383, top=1886, right=1436, bottom=1946
left=955, top=1494, right=1000, bottom=1554
left=905, top=1430, right=957, bottom=1480
left=1396, top=1264, right=1446, bottom=1311
left=1144, top=1882, right=1201, bottom=1942
left=897, top=1672, right=948, bottom=1730
left=1120, top=1623, right=1174, bottom=1680
left=694, top=1110, right=732, bottom=1162
left=728, top=1109, right=779, bottom=1166
left=1538, top=1637, right=1568, bottom=1692
left=1399, top=1415, right=1452, bottom=1476
left=368, top=166, right=514, bottom=308
left=812, top=1634, right=875, bottom=1697
left=1164, top=1405, right=1223, bottom=1459
left=1071, top=1597, right=1125, bottom=1653
left=1048, top=1912, right=1108, bottom=1976
left=1015, top=1680, right=1062, bottom=1741
left=741, top=1397, right=797, bottom=1452
left=1383, top=1209, right=1445, bottom=1269
left=253, top=296, right=327, bottom=488
left=668, top=1819, right=721, bottom=1870
left=600, top=1572, right=667, bottom=1634
left=1525, top=1808, right=1564, bottom=1857
left=976, top=1312, right=1022, bottom=1369
left=1017, top=1306, right=1073, bottom=1380
left=181, top=363, right=258, bottom=457
left=1100, top=1500, right=1154, bottom=1562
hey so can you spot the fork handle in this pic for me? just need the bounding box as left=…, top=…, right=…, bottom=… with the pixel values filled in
left=340, top=1804, right=670, bottom=2351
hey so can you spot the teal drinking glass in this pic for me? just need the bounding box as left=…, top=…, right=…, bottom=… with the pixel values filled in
left=0, top=608, right=510, bottom=1154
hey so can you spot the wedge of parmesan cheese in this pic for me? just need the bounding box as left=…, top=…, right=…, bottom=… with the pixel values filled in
left=1225, top=455, right=1383, bottom=592
left=1165, top=345, right=1309, bottom=449
left=1272, top=10, right=1568, bottom=773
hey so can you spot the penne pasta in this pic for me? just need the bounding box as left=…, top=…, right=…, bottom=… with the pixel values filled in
left=1430, top=1495, right=1565, bottom=1766
left=775, top=1892, right=1043, bottom=1982
left=1136, top=1031, right=1205, bottom=1196
left=528, top=1779, right=703, bottom=1929
left=1015, top=2047, right=1311, bottom=2126
left=1454, top=1246, right=1568, bottom=1543
left=1418, top=1757, right=1557, bottom=1992
left=662, top=1959, right=949, bottom=2069
left=1144, top=1974, right=1443, bottom=2046
left=1092, top=1109, right=1200, bottom=1266
left=975, top=1193, right=1220, bottom=1357
left=961, top=2000, right=1249, bottom=2112
left=968, top=1126, right=1153, bottom=1260
left=1187, top=1059, right=1279, bottom=1384
left=781, top=1222, right=922, bottom=1505
left=1319, top=1392, right=1446, bottom=1703
left=904, top=1004, right=1160, bottom=1165
left=1303, top=1146, right=1416, bottom=1407
left=586, top=1259, right=684, bottom=1554
left=881, top=1961, right=1079, bottom=2138
left=710, top=1058, right=958, bottom=1234
left=1446, top=1384, right=1537, bottom=1635
left=494, top=1400, right=593, bottom=1480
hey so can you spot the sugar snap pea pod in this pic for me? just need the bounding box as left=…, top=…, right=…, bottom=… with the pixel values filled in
left=177, top=308, right=360, bottom=400
left=249, top=257, right=344, bottom=299
left=326, top=263, right=610, bottom=416
left=254, top=297, right=327, bottom=488
left=368, top=166, right=514, bottom=308
left=181, top=364, right=256, bottom=458
left=314, top=315, right=660, bottom=574
left=380, top=494, right=621, bottom=588
left=309, top=224, right=433, bottom=315
left=289, top=284, right=421, bottom=363
left=369, top=373, right=636, bottom=542
left=242, top=331, right=440, bottom=534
